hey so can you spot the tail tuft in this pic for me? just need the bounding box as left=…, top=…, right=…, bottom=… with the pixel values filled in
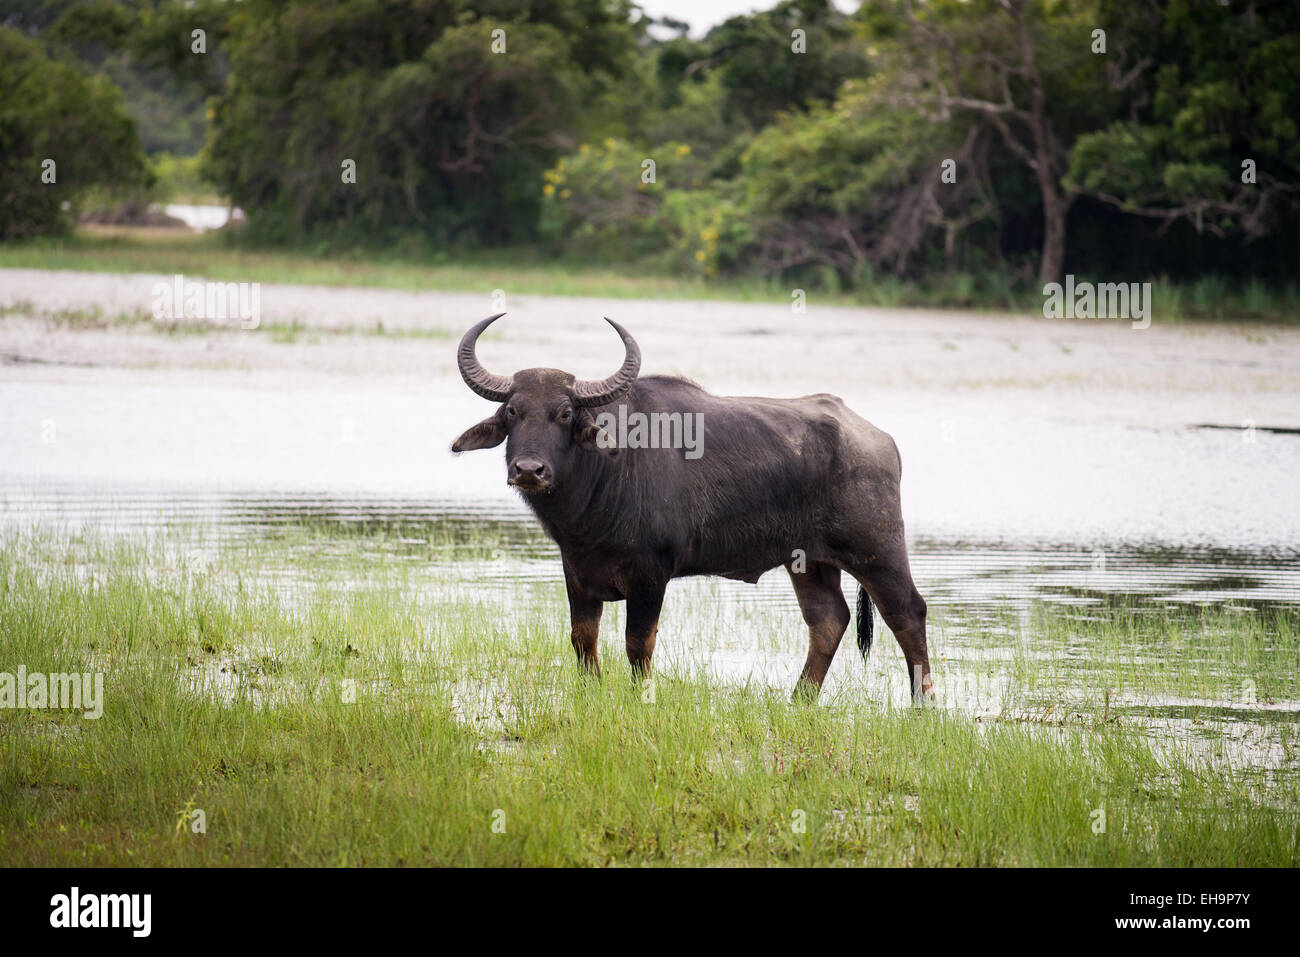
left=856, top=586, right=874, bottom=659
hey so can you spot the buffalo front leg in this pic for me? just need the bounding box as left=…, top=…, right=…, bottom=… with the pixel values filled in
left=565, top=572, right=603, bottom=678
left=624, top=582, right=667, bottom=680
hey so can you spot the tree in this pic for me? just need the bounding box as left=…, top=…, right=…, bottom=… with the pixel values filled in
left=862, top=0, right=1116, bottom=283
left=699, top=0, right=870, bottom=129
left=734, top=78, right=997, bottom=279
left=0, top=26, right=150, bottom=239
left=1065, top=0, right=1300, bottom=262
left=199, top=0, right=638, bottom=245
left=41, top=0, right=215, bottom=156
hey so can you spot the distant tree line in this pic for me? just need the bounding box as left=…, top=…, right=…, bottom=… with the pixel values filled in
left=3, top=0, right=1297, bottom=289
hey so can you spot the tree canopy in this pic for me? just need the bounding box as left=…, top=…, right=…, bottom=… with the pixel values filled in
left=4, top=0, right=1298, bottom=287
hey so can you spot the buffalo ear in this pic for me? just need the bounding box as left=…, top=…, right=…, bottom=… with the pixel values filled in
left=575, top=409, right=619, bottom=457
left=451, top=414, right=508, bottom=453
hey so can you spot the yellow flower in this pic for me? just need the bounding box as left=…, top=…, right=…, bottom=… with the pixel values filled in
left=676, top=144, right=691, bottom=156
left=579, top=144, right=591, bottom=156
left=543, top=184, right=555, bottom=197
left=699, top=227, right=718, bottom=243
left=695, top=249, right=707, bottom=262
left=603, top=137, right=616, bottom=150
left=560, top=189, right=571, bottom=199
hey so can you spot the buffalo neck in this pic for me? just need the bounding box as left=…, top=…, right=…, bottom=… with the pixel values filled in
left=520, top=438, right=647, bottom=549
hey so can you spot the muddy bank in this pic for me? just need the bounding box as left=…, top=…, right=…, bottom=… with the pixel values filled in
left=2, top=267, right=1297, bottom=428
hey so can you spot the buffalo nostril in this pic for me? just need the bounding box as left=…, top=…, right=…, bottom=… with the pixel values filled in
left=510, top=458, right=548, bottom=484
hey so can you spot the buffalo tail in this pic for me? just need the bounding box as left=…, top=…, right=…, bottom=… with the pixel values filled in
left=856, top=586, right=874, bottom=659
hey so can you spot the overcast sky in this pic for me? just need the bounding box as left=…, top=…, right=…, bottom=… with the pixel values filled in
left=637, top=0, right=859, bottom=37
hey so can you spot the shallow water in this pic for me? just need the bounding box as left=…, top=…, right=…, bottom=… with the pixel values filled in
left=2, top=282, right=1298, bottom=782
left=6, top=359, right=1300, bottom=544
left=5, top=478, right=1299, bottom=609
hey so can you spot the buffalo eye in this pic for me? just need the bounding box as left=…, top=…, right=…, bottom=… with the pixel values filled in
left=557, top=407, right=572, bottom=424
left=505, top=405, right=518, bottom=419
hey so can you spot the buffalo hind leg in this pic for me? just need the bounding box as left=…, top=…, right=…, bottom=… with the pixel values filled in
left=850, top=549, right=932, bottom=704
left=564, top=570, right=603, bottom=677
left=788, top=562, right=851, bottom=702
left=625, top=582, right=667, bottom=681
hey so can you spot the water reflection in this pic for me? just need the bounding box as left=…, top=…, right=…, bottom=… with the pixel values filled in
left=3, top=481, right=1296, bottom=610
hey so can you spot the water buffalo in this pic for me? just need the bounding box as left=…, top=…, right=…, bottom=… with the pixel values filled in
left=451, top=314, right=932, bottom=702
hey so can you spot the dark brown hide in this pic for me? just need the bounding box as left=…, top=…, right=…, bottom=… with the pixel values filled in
left=452, top=317, right=931, bottom=702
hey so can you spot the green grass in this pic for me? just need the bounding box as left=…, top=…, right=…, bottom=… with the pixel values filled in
left=4, top=230, right=1298, bottom=321
left=0, top=231, right=800, bottom=305
left=1, top=524, right=1296, bottom=866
